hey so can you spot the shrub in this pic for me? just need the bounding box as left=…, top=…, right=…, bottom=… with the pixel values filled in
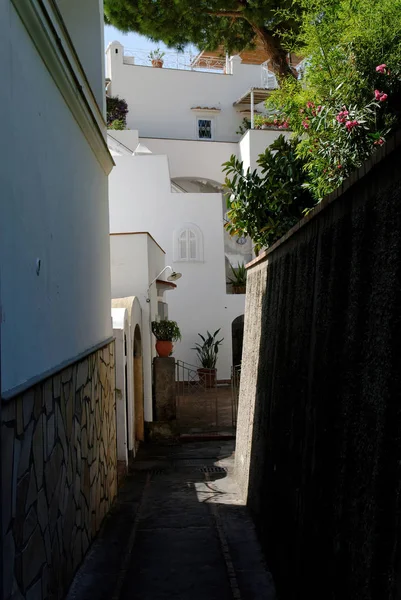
left=106, top=96, right=128, bottom=129
left=223, top=135, right=315, bottom=252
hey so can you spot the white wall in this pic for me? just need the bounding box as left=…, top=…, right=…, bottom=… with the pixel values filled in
left=112, top=308, right=129, bottom=464
left=106, top=42, right=267, bottom=143
left=109, top=155, right=246, bottom=380
left=57, top=0, right=106, bottom=114
left=110, top=234, right=166, bottom=420
left=139, top=138, right=238, bottom=183
left=239, top=128, right=291, bottom=172
left=1, top=2, right=112, bottom=396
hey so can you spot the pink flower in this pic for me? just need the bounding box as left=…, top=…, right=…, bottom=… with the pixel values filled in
left=317, top=105, right=322, bottom=113
left=306, top=101, right=315, bottom=109
left=375, top=89, right=388, bottom=101
left=336, top=110, right=349, bottom=124
left=345, top=120, right=359, bottom=131
left=337, top=164, right=342, bottom=169
left=302, top=120, right=310, bottom=130
left=376, top=64, right=387, bottom=74
left=374, top=138, right=385, bottom=146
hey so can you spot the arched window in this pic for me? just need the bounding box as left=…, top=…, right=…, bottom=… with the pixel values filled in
left=174, top=224, right=203, bottom=262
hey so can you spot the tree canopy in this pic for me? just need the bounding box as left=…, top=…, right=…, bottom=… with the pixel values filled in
left=103, top=0, right=301, bottom=77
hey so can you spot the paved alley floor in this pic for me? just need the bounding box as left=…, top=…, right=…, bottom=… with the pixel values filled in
left=66, top=441, right=276, bottom=600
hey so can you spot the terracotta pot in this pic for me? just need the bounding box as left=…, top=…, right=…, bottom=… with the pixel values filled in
left=233, top=285, right=246, bottom=294
left=197, top=368, right=217, bottom=388
left=155, top=340, right=173, bottom=357
left=151, top=59, right=163, bottom=68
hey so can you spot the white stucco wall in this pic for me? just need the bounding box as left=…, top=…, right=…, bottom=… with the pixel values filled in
left=57, top=0, right=106, bottom=115
left=106, top=42, right=267, bottom=142
left=1, top=2, right=112, bottom=396
left=110, top=234, right=166, bottom=420
left=112, top=308, right=130, bottom=464
left=109, top=155, right=245, bottom=380
left=139, top=138, right=238, bottom=183
left=239, top=128, right=291, bottom=172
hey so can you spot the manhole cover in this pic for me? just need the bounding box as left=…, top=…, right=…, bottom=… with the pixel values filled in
left=198, top=466, right=227, bottom=474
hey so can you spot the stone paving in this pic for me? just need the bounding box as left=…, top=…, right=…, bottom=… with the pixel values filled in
left=66, top=440, right=276, bottom=600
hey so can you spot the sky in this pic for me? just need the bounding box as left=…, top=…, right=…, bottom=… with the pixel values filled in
left=104, top=25, right=198, bottom=55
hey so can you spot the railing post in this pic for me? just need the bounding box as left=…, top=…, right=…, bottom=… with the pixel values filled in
left=251, top=89, right=255, bottom=129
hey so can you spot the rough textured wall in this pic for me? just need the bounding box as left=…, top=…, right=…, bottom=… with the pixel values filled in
left=236, top=137, right=401, bottom=599
left=2, top=342, right=117, bottom=600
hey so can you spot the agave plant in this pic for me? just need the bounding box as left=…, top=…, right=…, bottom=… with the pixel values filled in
left=227, top=262, right=247, bottom=287
left=192, top=329, right=224, bottom=370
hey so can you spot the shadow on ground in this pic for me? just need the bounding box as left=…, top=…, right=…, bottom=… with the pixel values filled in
left=66, top=440, right=275, bottom=600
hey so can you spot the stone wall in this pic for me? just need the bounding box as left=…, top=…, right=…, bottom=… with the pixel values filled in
left=235, top=133, right=401, bottom=599
left=2, top=342, right=117, bottom=600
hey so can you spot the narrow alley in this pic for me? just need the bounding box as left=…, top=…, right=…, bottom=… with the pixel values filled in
left=66, top=440, right=275, bottom=600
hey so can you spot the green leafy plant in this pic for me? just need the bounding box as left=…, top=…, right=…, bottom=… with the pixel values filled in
left=227, top=263, right=247, bottom=287
left=192, top=329, right=224, bottom=370
left=223, top=135, right=315, bottom=252
left=106, top=95, right=128, bottom=129
left=148, top=48, right=165, bottom=61
left=151, top=319, right=181, bottom=342
left=108, top=119, right=126, bottom=130
left=236, top=117, right=251, bottom=136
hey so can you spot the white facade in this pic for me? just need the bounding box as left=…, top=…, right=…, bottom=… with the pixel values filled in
left=106, top=41, right=291, bottom=383
left=1, top=0, right=113, bottom=397
left=108, top=153, right=245, bottom=380
left=110, top=233, right=172, bottom=420
left=106, top=42, right=271, bottom=143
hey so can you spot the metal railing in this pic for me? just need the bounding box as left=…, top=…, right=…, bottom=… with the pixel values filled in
left=123, top=48, right=226, bottom=73
left=261, top=62, right=278, bottom=89
left=176, top=360, right=210, bottom=396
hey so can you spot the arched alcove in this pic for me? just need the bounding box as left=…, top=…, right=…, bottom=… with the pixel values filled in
left=133, top=324, right=144, bottom=444
left=232, top=315, right=245, bottom=367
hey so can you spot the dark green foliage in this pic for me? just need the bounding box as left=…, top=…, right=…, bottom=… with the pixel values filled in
left=103, top=0, right=301, bottom=77
left=106, top=96, right=128, bottom=129
left=223, top=135, right=315, bottom=251
left=192, top=329, right=224, bottom=369
left=151, top=319, right=181, bottom=342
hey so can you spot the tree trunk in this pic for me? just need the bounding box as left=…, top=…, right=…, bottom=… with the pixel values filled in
left=252, top=24, right=296, bottom=81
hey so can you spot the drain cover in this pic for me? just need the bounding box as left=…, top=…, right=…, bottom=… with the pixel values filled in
left=198, top=466, right=227, bottom=474
left=148, top=468, right=169, bottom=475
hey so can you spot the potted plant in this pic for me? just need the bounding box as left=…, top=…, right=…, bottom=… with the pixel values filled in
left=192, top=329, right=224, bottom=388
left=227, top=262, right=247, bottom=294
left=151, top=319, right=181, bottom=357
left=149, top=49, right=165, bottom=68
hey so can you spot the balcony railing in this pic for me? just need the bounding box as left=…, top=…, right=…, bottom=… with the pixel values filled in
left=122, top=48, right=226, bottom=72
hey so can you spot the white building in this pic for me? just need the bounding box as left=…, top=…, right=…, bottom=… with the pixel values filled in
left=1, top=2, right=115, bottom=598
left=105, top=43, right=294, bottom=382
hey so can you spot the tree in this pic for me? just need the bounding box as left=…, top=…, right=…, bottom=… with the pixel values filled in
left=104, top=0, right=300, bottom=78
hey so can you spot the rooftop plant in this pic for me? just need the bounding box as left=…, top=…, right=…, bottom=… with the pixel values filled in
left=148, top=48, right=165, bottom=61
